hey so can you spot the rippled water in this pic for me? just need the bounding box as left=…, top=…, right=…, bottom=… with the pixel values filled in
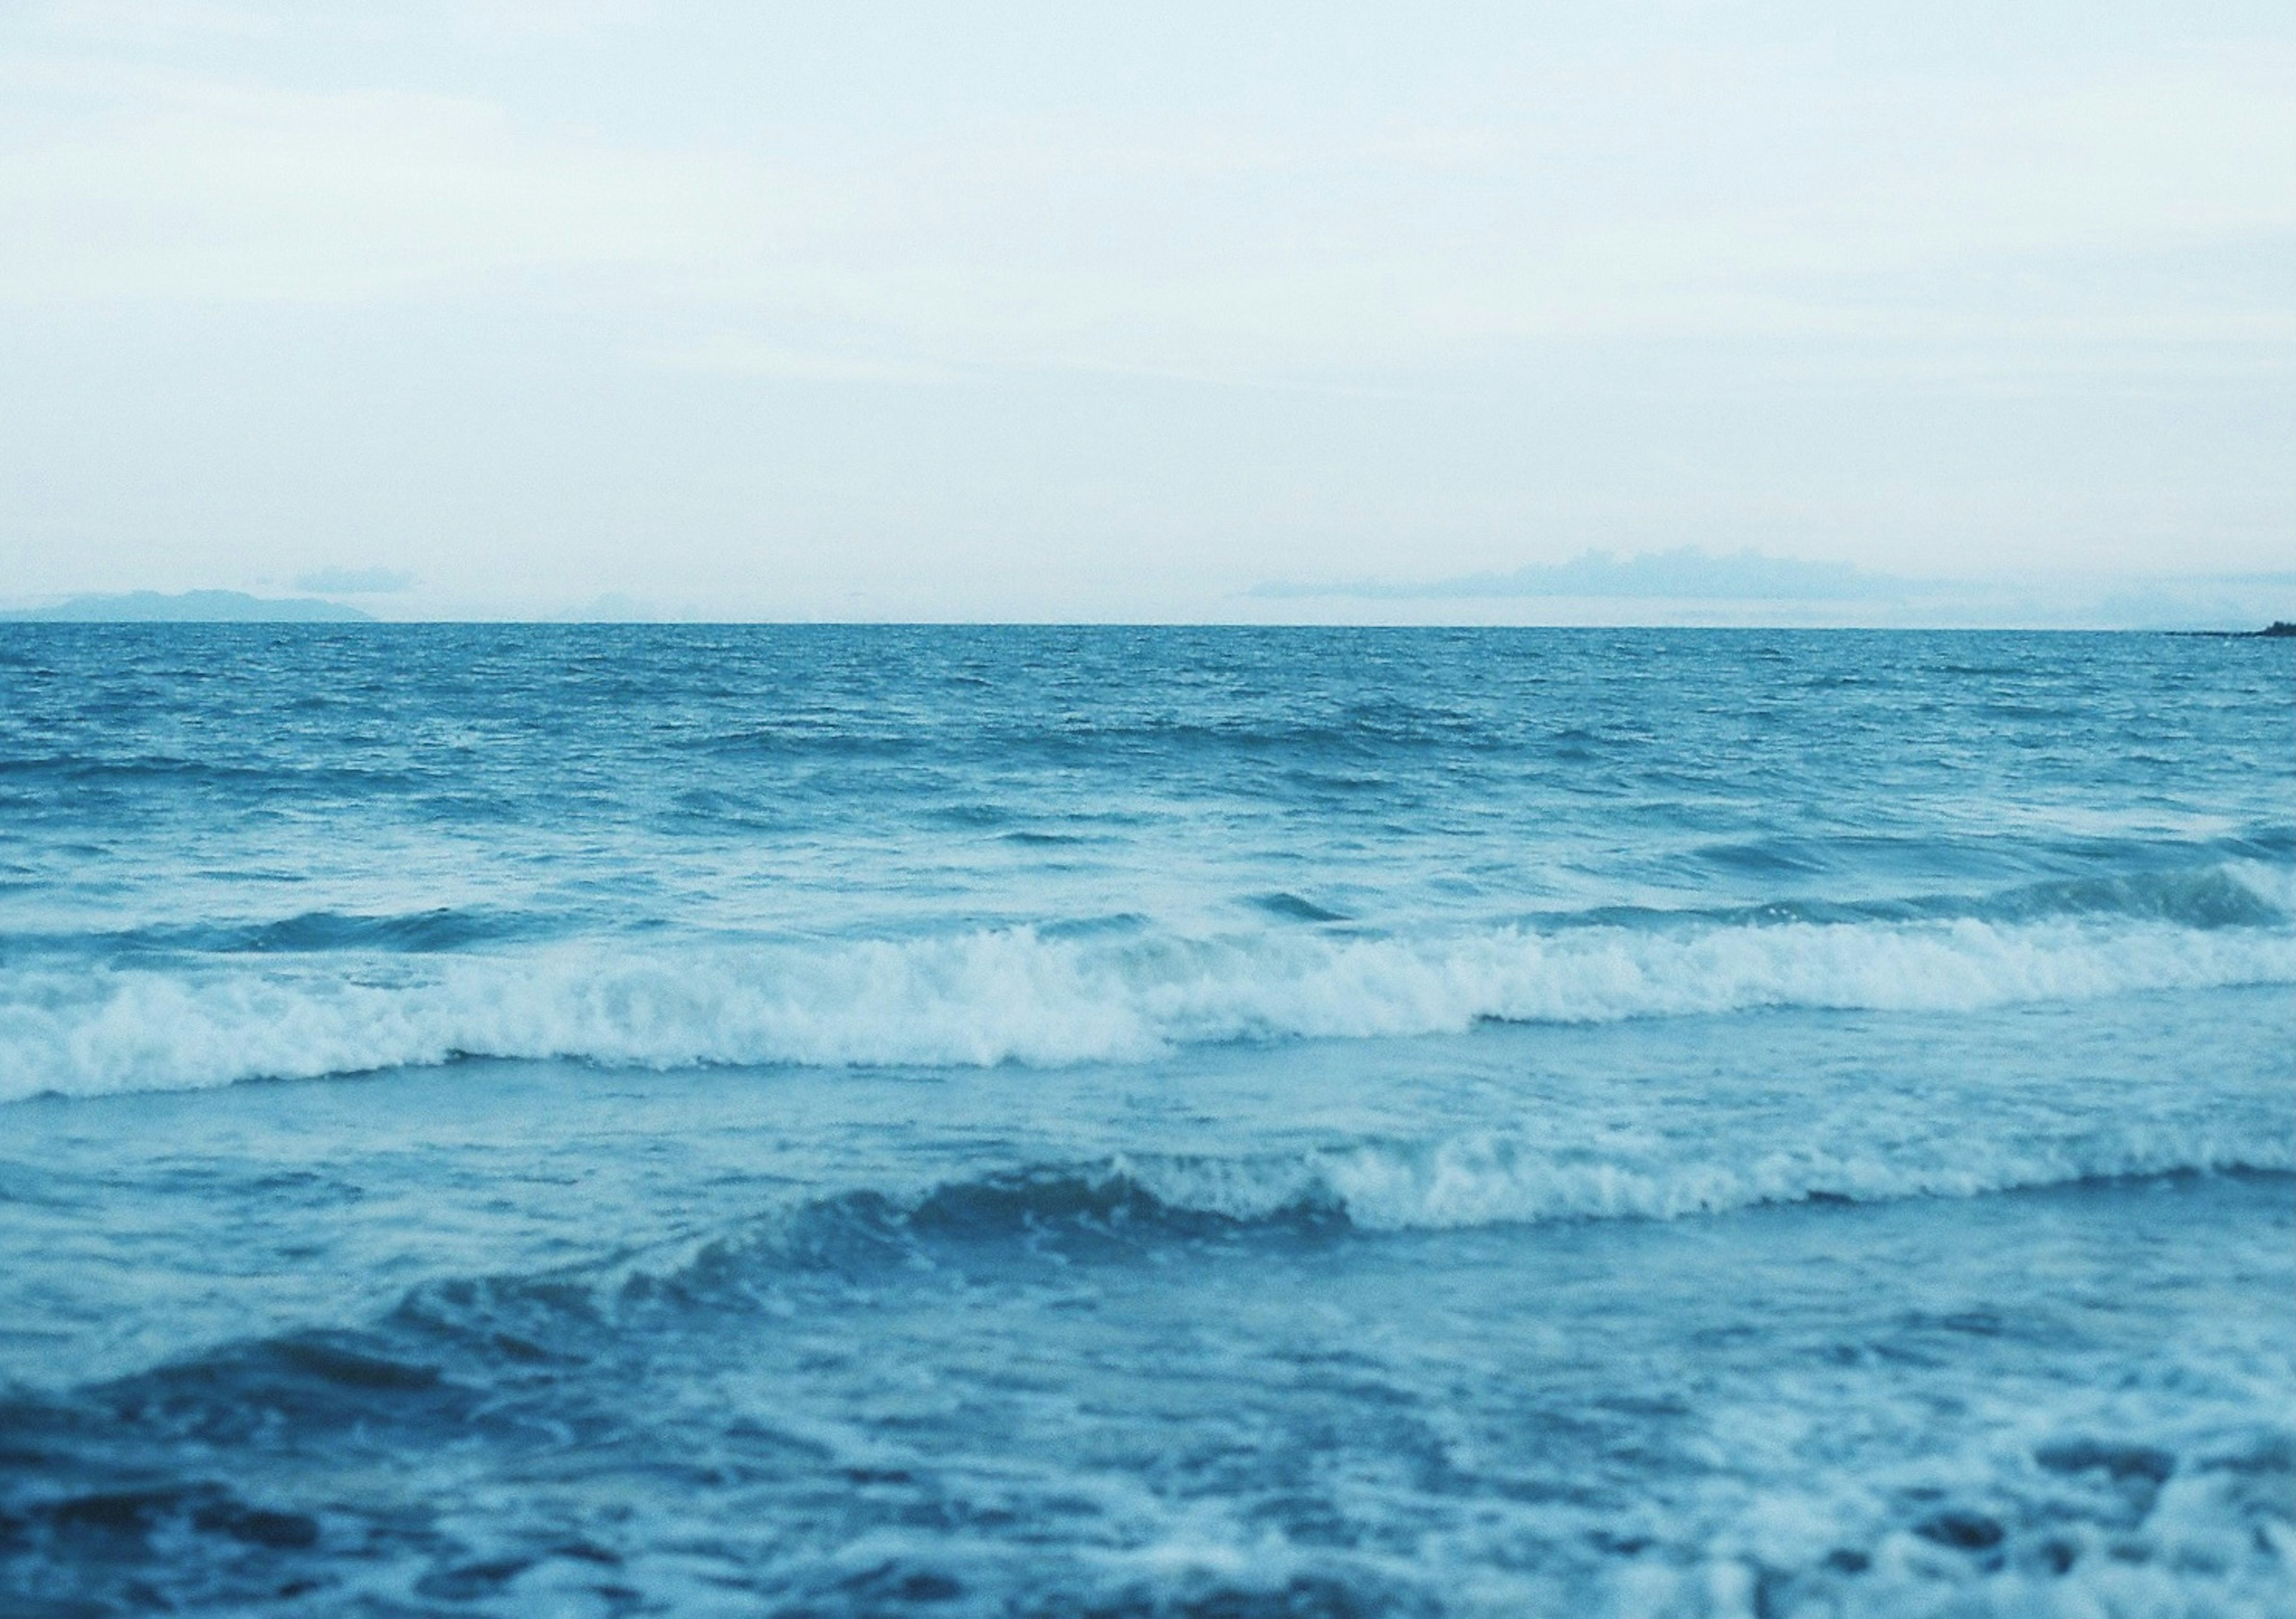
left=1, top=625, right=2289, bottom=1615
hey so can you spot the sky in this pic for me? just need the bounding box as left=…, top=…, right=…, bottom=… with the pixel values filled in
left=1, top=0, right=2291, bottom=623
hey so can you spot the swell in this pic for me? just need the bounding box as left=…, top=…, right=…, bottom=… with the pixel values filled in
left=930, top=1133, right=2296, bottom=1241
left=1, top=907, right=540, bottom=961
left=11, top=1146, right=2289, bottom=1435
left=1559, top=862, right=2294, bottom=934
left=3, top=900, right=2292, bottom=1100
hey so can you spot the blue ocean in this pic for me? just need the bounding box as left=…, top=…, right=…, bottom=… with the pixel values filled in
left=0, top=624, right=2289, bottom=1617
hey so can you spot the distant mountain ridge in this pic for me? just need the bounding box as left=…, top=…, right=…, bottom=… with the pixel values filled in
left=1251, top=547, right=1910, bottom=602
left=0, top=590, right=373, bottom=623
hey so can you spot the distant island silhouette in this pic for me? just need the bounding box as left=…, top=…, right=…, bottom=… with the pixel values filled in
left=0, top=590, right=371, bottom=623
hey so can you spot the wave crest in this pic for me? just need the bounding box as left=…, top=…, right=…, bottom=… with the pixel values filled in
left=618, top=1136, right=2296, bottom=1300
left=2, top=908, right=2291, bottom=1100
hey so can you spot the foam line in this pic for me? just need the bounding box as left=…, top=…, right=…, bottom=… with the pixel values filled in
left=2, top=912, right=2291, bottom=1100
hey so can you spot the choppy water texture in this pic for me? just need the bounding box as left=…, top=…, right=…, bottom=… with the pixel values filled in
left=0, top=625, right=2289, bottom=1617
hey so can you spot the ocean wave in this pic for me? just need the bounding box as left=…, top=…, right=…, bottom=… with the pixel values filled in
left=0, top=907, right=537, bottom=961
left=1546, top=860, right=2293, bottom=934
left=1, top=907, right=2291, bottom=1100
left=38, top=1148, right=2283, bottom=1448
left=38, top=1148, right=2283, bottom=1428
left=785, top=1133, right=2292, bottom=1250
left=546, top=1141, right=2296, bottom=1313
left=1119, top=1132, right=2296, bottom=1233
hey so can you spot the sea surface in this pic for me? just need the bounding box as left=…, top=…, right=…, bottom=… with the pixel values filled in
left=0, top=624, right=2289, bottom=1617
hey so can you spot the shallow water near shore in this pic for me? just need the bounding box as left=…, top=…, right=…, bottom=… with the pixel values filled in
left=1, top=625, right=2289, bottom=1615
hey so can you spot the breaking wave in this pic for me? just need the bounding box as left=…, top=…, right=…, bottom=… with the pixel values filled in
left=723, top=1133, right=2296, bottom=1255
left=3, top=901, right=2291, bottom=1102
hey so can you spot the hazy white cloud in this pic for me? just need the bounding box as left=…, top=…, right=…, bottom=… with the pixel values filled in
left=34, top=1, right=290, bottom=47
left=0, top=1, right=2288, bottom=617
left=0, top=64, right=799, bottom=303
left=295, top=565, right=414, bottom=594
left=5, top=20, right=2288, bottom=366
left=36, top=0, right=653, bottom=49
left=1256, top=547, right=1906, bottom=602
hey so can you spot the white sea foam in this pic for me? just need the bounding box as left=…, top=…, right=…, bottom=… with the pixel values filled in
left=2, top=913, right=2292, bottom=1100
left=1112, top=1126, right=2296, bottom=1233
